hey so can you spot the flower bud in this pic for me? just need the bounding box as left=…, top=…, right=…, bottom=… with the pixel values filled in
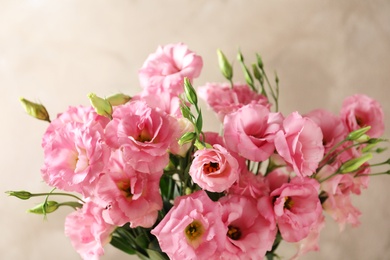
left=178, top=132, right=196, bottom=145
left=256, top=53, right=264, bottom=69
left=184, top=78, right=198, bottom=106
left=28, top=201, right=59, bottom=214
left=106, top=93, right=131, bottom=106
left=19, top=98, right=50, bottom=122
left=347, top=126, right=371, bottom=141
left=217, top=49, right=233, bottom=80
left=340, top=153, right=373, bottom=173
left=6, top=190, right=32, bottom=200
left=87, top=93, right=113, bottom=119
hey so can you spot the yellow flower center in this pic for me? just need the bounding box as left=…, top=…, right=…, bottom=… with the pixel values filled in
left=184, top=220, right=204, bottom=243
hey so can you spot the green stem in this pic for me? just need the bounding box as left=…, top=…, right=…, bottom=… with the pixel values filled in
left=30, top=192, right=85, bottom=203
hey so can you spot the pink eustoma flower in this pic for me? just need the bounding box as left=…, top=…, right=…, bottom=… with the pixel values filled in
left=271, top=177, right=322, bottom=242
left=340, top=94, right=384, bottom=138
left=198, top=82, right=270, bottom=121
left=274, top=112, right=324, bottom=177
left=41, top=122, right=110, bottom=197
left=219, top=195, right=277, bottom=259
left=105, top=100, right=176, bottom=173
left=151, top=191, right=226, bottom=260
left=139, top=43, right=203, bottom=96
left=64, top=200, right=115, bottom=260
left=223, top=104, right=283, bottom=162
left=189, top=144, right=239, bottom=192
left=95, top=150, right=162, bottom=228
left=227, top=168, right=269, bottom=199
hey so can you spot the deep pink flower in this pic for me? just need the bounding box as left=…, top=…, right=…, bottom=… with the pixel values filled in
left=189, top=144, right=239, bottom=192
left=271, top=177, right=322, bottom=242
left=274, top=112, right=324, bottom=177
left=95, top=150, right=162, bottom=228
left=340, top=94, right=384, bottom=138
left=105, top=100, right=176, bottom=173
left=198, top=82, right=269, bottom=121
left=305, top=109, right=348, bottom=153
left=219, top=195, right=277, bottom=259
left=223, top=104, right=283, bottom=162
left=41, top=122, right=110, bottom=197
left=64, top=200, right=115, bottom=260
left=138, top=43, right=203, bottom=95
left=151, top=191, right=226, bottom=260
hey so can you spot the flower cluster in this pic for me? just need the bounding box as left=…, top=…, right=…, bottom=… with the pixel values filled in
left=9, top=43, right=390, bottom=260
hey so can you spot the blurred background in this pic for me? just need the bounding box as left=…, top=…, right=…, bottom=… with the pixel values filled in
left=1, top=0, right=390, bottom=259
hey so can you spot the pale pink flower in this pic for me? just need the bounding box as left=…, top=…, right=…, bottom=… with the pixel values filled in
left=271, top=177, right=322, bottom=242
left=151, top=191, right=226, bottom=260
left=64, top=200, right=115, bottom=260
left=138, top=43, right=203, bottom=95
left=95, top=150, right=162, bottom=228
left=189, top=144, right=239, bottom=192
left=105, top=100, right=176, bottom=173
left=340, top=94, right=384, bottom=138
left=274, top=112, right=324, bottom=177
left=223, top=104, right=283, bottom=162
left=227, top=169, right=269, bottom=199
left=198, top=82, right=269, bottom=121
left=291, top=214, right=325, bottom=260
left=133, top=90, right=182, bottom=118
left=169, top=117, right=196, bottom=157
left=41, top=122, right=110, bottom=197
left=219, top=195, right=277, bottom=259
left=305, top=109, right=348, bottom=153
left=265, top=168, right=290, bottom=193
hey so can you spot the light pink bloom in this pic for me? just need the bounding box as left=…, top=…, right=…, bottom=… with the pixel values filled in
left=291, top=214, right=325, bottom=260
left=151, top=191, right=226, bottom=260
left=274, top=112, right=324, bottom=177
left=169, top=117, right=195, bottom=157
left=41, top=122, right=110, bottom=197
left=189, top=144, right=239, bottom=192
left=265, top=168, right=290, bottom=193
left=340, top=94, right=384, bottom=138
left=219, top=195, right=277, bottom=259
left=105, top=100, right=176, bottom=173
left=139, top=43, right=203, bottom=95
left=317, top=165, right=366, bottom=230
left=95, top=150, right=162, bottom=228
left=133, top=90, right=182, bottom=118
left=227, top=169, right=269, bottom=199
left=64, top=200, right=115, bottom=260
left=271, top=177, right=322, bottom=242
left=305, top=109, right=348, bottom=153
left=223, top=104, right=283, bottom=162
left=198, top=82, right=269, bottom=121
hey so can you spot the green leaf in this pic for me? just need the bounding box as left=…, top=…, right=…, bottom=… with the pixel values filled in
left=146, top=249, right=169, bottom=260
left=195, top=111, right=203, bottom=133
left=178, top=132, right=196, bottom=145
left=110, top=236, right=136, bottom=255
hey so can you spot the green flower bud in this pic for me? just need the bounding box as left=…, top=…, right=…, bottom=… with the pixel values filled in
left=184, top=78, right=198, bottom=106
left=252, top=63, right=262, bottom=81
left=88, top=93, right=113, bottom=119
left=178, top=132, right=196, bottom=145
left=28, top=201, right=59, bottom=214
left=256, top=53, right=264, bottom=69
left=347, top=126, right=371, bottom=141
left=19, top=98, right=50, bottom=122
left=6, top=190, right=32, bottom=200
left=217, top=49, right=233, bottom=80
left=340, top=153, right=373, bottom=173
left=106, top=93, right=131, bottom=106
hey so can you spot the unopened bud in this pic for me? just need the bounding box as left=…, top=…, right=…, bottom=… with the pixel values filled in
left=28, top=201, right=59, bottom=214
left=340, top=153, right=373, bottom=173
left=178, top=132, right=196, bottom=145
left=347, top=126, right=371, bottom=141
left=19, top=98, right=50, bottom=122
left=88, top=93, right=113, bottom=119
left=106, top=93, right=131, bottom=106
left=256, top=53, right=264, bottom=69
left=217, top=49, right=233, bottom=80
left=184, top=78, right=198, bottom=106
left=6, top=190, right=32, bottom=200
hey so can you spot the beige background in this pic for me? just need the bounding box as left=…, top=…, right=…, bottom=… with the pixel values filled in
left=1, top=1, right=390, bottom=259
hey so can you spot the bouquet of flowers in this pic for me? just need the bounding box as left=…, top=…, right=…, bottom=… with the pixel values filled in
left=7, top=43, right=390, bottom=260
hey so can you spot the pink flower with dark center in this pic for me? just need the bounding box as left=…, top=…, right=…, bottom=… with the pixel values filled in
left=139, top=43, right=203, bottom=95
left=198, top=82, right=270, bottom=121
left=219, top=195, right=277, bottom=259
left=151, top=191, right=226, bottom=260
left=340, top=94, right=384, bottom=138
left=41, top=122, right=110, bottom=197
left=271, top=177, right=322, bottom=242
left=105, top=100, right=176, bottom=173
left=274, top=112, right=324, bottom=177
left=223, top=104, right=283, bottom=162
left=189, top=144, right=239, bottom=192
left=64, top=200, right=115, bottom=260
left=95, top=150, right=162, bottom=228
